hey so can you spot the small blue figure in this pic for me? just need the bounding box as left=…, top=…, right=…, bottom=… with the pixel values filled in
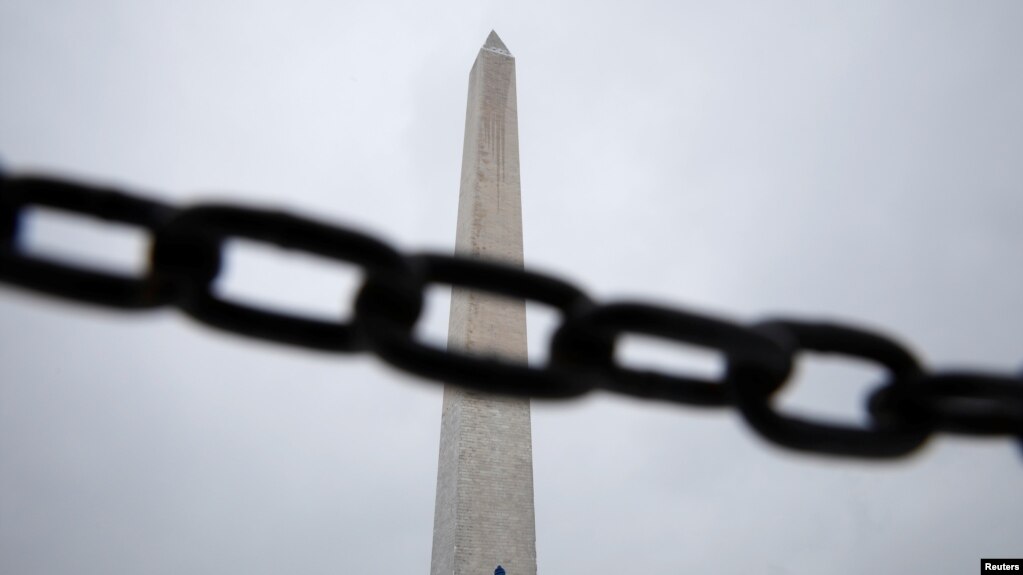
left=495, top=566, right=506, bottom=575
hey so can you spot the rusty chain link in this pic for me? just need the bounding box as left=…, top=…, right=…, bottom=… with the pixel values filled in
left=2, top=173, right=1021, bottom=460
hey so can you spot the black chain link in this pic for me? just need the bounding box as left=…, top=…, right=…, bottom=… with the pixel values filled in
left=2, top=173, right=1020, bottom=460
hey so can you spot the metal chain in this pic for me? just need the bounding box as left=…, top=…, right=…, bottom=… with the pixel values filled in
left=2, top=173, right=1021, bottom=460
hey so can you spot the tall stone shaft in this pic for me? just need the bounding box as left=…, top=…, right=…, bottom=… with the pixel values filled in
left=430, top=32, right=536, bottom=575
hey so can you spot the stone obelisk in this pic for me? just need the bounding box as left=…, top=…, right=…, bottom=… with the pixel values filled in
left=430, top=31, right=536, bottom=575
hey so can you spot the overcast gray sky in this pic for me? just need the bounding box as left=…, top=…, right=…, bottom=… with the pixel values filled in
left=2, top=1, right=1021, bottom=574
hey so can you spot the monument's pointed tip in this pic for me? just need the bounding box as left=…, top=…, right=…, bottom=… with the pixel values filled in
left=483, top=30, right=511, bottom=55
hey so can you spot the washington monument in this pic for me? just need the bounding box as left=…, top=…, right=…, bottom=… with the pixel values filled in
left=429, top=32, right=537, bottom=575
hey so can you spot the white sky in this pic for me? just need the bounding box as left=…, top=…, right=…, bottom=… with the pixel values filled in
left=2, top=1, right=1022, bottom=574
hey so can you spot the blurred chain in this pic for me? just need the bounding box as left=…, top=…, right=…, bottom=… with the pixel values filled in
left=2, top=173, right=1021, bottom=460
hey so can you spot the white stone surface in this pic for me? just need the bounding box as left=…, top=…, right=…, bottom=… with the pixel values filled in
left=429, top=32, right=536, bottom=575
